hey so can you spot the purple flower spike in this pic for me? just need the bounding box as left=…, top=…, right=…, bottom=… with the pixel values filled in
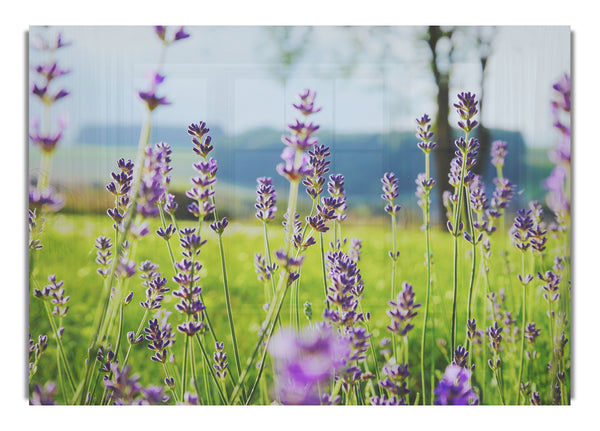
left=386, top=282, right=421, bottom=336
left=381, top=172, right=402, bottom=215
left=416, top=114, right=437, bottom=153
left=210, top=217, right=229, bottom=235
left=293, top=89, right=322, bottom=117
left=453, top=92, right=479, bottom=133
left=255, top=177, right=277, bottom=222
left=491, top=140, right=508, bottom=168
left=434, top=364, right=479, bottom=405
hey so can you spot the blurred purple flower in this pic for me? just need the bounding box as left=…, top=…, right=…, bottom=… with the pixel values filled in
left=434, top=364, right=478, bottom=405
left=276, top=147, right=312, bottom=181
left=491, top=140, right=508, bottom=169
left=269, top=324, right=351, bottom=404
left=29, top=381, right=57, bottom=405
left=29, top=185, right=64, bottom=213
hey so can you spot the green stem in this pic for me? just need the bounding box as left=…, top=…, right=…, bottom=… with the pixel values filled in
left=390, top=213, right=398, bottom=365
left=189, top=334, right=203, bottom=404
left=194, top=333, right=228, bottom=404
left=517, top=252, right=527, bottom=404
left=162, top=362, right=180, bottom=404
left=42, top=300, right=76, bottom=393
left=320, top=232, right=329, bottom=309
left=122, top=309, right=150, bottom=367
left=217, top=232, right=243, bottom=387
left=451, top=132, right=469, bottom=356
left=181, top=335, right=190, bottom=400
left=420, top=152, right=433, bottom=405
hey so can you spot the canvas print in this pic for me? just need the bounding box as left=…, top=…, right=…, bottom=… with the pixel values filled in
left=28, top=25, right=571, bottom=405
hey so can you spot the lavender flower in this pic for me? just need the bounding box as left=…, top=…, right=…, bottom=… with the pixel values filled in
left=511, top=208, right=533, bottom=252
left=255, top=177, right=277, bottom=222
left=254, top=252, right=275, bottom=282
left=213, top=342, right=229, bottom=380
left=188, top=121, right=213, bottom=158
left=545, top=75, right=571, bottom=224
left=386, top=282, right=421, bottom=337
left=453, top=91, right=479, bottom=133
left=415, top=173, right=435, bottom=211
left=210, top=217, right=229, bottom=235
left=452, top=345, right=469, bottom=369
left=137, top=143, right=172, bottom=218
left=29, top=117, right=65, bottom=154
left=538, top=270, right=562, bottom=304
left=155, top=26, right=190, bottom=44
left=28, top=334, right=48, bottom=379
left=277, top=90, right=321, bottom=182
left=277, top=146, right=312, bottom=181
left=434, top=364, right=479, bottom=405
left=145, top=312, right=175, bottom=363
left=187, top=126, right=218, bottom=219
left=416, top=114, right=437, bottom=152
left=33, top=275, right=69, bottom=317
left=29, top=185, right=64, bottom=213
left=30, top=30, right=71, bottom=156
left=95, top=236, right=113, bottom=278
left=303, top=144, right=330, bottom=199
left=138, top=261, right=169, bottom=310
left=487, top=321, right=503, bottom=370
left=377, top=362, right=410, bottom=404
left=323, top=251, right=366, bottom=328
left=491, top=140, right=508, bottom=169
left=381, top=172, right=402, bottom=215
left=293, top=89, right=322, bottom=117
left=490, top=178, right=516, bottom=213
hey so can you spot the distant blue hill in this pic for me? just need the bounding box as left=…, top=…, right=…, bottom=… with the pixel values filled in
left=77, top=124, right=531, bottom=216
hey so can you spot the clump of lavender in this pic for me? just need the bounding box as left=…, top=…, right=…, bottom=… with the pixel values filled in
left=268, top=324, right=351, bottom=405
left=434, top=364, right=478, bottom=405
left=228, top=90, right=324, bottom=406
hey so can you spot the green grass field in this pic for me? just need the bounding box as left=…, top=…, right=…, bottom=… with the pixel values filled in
left=28, top=211, right=571, bottom=405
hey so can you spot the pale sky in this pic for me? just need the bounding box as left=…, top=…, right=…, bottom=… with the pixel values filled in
left=29, top=25, right=570, bottom=148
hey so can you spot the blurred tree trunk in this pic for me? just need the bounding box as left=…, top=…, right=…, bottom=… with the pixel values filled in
left=426, top=26, right=454, bottom=225
left=473, top=28, right=495, bottom=179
